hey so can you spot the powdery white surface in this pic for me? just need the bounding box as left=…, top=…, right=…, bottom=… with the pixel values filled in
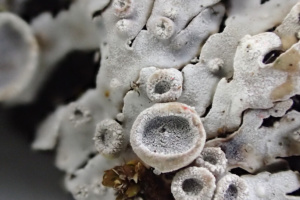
left=146, top=68, right=183, bottom=103
left=33, top=0, right=225, bottom=174
left=178, top=61, right=221, bottom=116
left=171, top=167, right=216, bottom=200
left=130, top=102, right=206, bottom=173
left=94, top=119, right=125, bottom=158
left=96, top=0, right=224, bottom=117
left=65, top=155, right=120, bottom=200
left=203, top=33, right=300, bottom=138
left=214, top=174, right=248, bottom=200
left=65, top=149, right=137, bottom=200
left=242, top=171, right=300, bottom=200
left=200, top=0, right=299, bottom=78
left=52, top=90, right=107, bottom=173
left=195, top=147, right=227, bottom=178
left=28, top=1, right=300, bottom=199
left=206, top=101, right=300, bottom=172
left=275, top=3, right=300, bottom=50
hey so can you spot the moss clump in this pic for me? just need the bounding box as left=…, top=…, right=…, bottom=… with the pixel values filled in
left=102, top=160, right=174, bottom=200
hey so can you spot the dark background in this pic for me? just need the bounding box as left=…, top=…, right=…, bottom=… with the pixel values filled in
left=0, top=50, right=99, bottom=200
left=0, top=1, right=98, bottom=199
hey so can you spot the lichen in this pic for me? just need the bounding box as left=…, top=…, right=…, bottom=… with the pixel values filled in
left=1, top=0, right=300, bottom=200
left=94, top=119, right=125, bottom=158
left=171, top=167, right=216, bottom=200
left=130, top=102, right=206, bottom=172
left=195, top=147, right=227, bottom=178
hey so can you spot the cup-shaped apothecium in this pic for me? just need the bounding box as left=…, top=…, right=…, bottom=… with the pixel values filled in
left=214, top=174, right=249, bottom=200
left=94, top=119, right=125, bottom=158
left=171, top=167, right=216, bottom=200
left=146, top=68, right=183, bottom=103
left=130, top=102, right=206, bottom=173
left=195, top=147, right=227, bottom=178
left=113, top=0, right=134, bottom=18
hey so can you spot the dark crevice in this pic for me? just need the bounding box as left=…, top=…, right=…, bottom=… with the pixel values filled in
left=1, top=50, right=99, bottom=142
left=125, top=0, right=155, bottom=48
left=282, top=157, right=300, bottom=197
left=230, top=167, right=250, bottom=176
left=258, top=96, right=298, bottom=128
left=291, top=95, right=300, bottom=112
left=282, top=156, right=300, bottom=173
left=218, top=13, right=227, bottom=33
left=189, top=56, right=199, bottom=64
left=179, top=8, right=205, bottom=34
left=177, top=61, right=190, bottom=71
left=222, top=0, right=231, bottom=13
left=142, top=24, right=147, bottom=30
left=226, top=76, right=233, bottom=83
left=88, top=152, right=97, bottom=159
left=262, top=50, right=283, bottom=64
left=176, top=1, right=222, bottom=36
left=255, top=160, right=289, bottom=174
left=266, top=26, right=277, bottom=32
left=209, top=7, right=220, bottom=15
left=127, top=37, right=136, bottom=48
left=216, top=130, right=235, bottom=139
left=260, top=116, right=282, bottom=128
left=238, top=109, right=247, bottom=129
left=115, top=118, right=123, bottom=125
left=260, top=0, right=270, bottom=4
left=20, top=0, right=74, bottom=22
left=69, top=174, right=77, bottom=180
left=144, top=0, right=156, bottom=27
left=288, top=188, right=300, bottom=197
left=201, top=104, right=212, bottom=118
left=92, top=0, right=112, bottom=18
left=181, top=14, right=198, bottom=33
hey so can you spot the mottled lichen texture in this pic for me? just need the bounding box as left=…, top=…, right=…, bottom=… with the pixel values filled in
left=1, top=0, right=300, bottom=199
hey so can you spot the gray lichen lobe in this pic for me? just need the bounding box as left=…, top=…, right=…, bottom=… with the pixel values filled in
left=13, top=0, right=300, bottom=199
